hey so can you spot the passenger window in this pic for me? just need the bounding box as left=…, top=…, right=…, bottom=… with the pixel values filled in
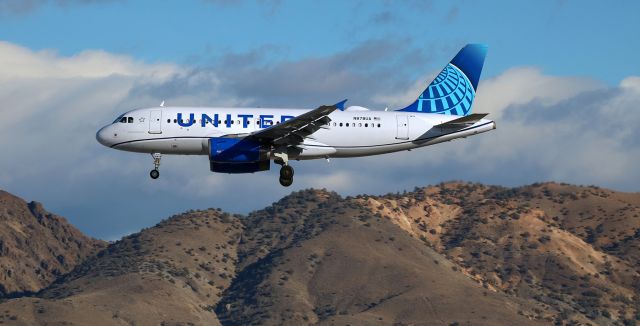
left=173, top=119, right=177, bottom=123
left=358, top=123, right=362, bottom=127
left=377, top=123, right=381, bottom=127
left=365, top=123, right=368, bottom=127
left=339, top=123, right=343, bottom=127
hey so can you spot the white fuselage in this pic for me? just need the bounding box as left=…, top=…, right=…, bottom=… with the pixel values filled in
left=96, top=106, right=496, bottom=160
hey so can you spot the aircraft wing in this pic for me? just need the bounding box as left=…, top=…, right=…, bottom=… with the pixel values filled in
left=246, top=100, right=346, bottom=146
left=434, top=113, right=488, bottom=128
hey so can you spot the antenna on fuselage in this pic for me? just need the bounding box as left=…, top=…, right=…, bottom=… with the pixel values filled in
left=385, top=107, right=388, bottom=111
left=160, top=100, right=165, bottom=107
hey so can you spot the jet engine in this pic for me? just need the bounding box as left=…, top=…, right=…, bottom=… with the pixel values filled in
left=208, top=138, right=270, bottom=173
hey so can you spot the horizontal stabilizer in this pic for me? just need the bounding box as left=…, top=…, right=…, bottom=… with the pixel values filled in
left=434, top=113, right=488, bottom=128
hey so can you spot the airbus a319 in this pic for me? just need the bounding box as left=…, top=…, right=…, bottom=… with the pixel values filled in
left=96, top=44, right=495, bottom=187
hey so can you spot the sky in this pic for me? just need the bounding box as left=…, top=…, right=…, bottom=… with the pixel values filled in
left=0, top=0, right=639, bottom=240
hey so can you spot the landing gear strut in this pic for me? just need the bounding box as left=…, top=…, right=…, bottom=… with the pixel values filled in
left=150, top=153, right=161, bottom=179
left=274, top=152, right=294, bottom=187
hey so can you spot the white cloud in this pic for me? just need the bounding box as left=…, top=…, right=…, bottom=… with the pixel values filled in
left=297, top=170, right=360, bottom=192
left=370, top=66, right=603, bottom=115
left=620, top=76, right=640, bottom=92
left=473, top=67, right=603, bottom=119
left=371, top=72, right=437, bottom=109
left=0, top=43, right=183, bottom=189
left=0, top=41, right=178, bottom=80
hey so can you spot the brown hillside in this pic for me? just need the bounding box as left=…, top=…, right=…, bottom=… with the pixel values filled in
left=358, top=182, right=640, bottom=324
left=0, top=183, right=638, bottom=325
left=0, top=189, right=543, bottom=326
left=0, top=190, right=105, bottom=296
left=0, top=208, right=243, bottom=325
left=216, top=189, right=544, bottom=325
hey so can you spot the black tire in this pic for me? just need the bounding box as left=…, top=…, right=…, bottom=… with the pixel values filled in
left=280, top=165, right=294, bottom=179
left=150, top=169, right=160, bottom=179
left=279, top=177, right=293, bottom=187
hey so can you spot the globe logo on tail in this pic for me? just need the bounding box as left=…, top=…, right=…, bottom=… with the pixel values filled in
left=414, top=64, right=475, bottom=116
left=397, top=44, right=487, bottom=116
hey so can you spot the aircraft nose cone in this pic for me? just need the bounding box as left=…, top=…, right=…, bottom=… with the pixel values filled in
left=96, top=126, right=111, bottom=147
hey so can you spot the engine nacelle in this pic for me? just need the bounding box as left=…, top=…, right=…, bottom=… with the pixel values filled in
left=208, top=138, right=270, bottom=173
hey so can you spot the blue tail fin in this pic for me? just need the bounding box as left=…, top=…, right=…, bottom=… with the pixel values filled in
left=398, top=44, right=488, bottom=116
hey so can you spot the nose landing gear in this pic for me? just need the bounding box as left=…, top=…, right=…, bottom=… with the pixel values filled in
left=150, top=153, right=161, bottom=179
left=274, top=152, right=294, bottom=187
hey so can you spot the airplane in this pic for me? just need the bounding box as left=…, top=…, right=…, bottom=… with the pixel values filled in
left=96, top=44, right=495, bottom=187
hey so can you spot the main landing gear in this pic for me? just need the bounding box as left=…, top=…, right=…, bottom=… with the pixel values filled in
left=279, top=165, right=294, bottom=187
left=150, top=153, right=161, bottom=179
left=275, top=152, right=294, bottom=187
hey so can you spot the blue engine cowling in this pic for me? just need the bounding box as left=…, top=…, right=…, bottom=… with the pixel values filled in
left=208, top=138, right=270, bottom=173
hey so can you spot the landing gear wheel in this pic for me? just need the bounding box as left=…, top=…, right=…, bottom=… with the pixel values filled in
left=279, top=176, right=293, bottom=187
left=280, top=165, right=294, bottom=179
left=150, top=153, right=162, bottom=180
left=150, top=169, right=160, bottom=179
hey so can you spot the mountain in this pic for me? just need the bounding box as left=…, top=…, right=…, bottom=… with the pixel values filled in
left=0, top=208, right=243, bottom=324
left=357, top=182, right=640, bottom=324
left=215, top=190, right=543, bottom=325
left=0, top=183, right=638, bottom=325
left=0, top=190, right=106, bottom=297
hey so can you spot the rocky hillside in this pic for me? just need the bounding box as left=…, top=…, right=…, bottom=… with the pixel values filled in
left=0, top=183, right=638, bottom=325
left=215, top=190, right=542, bottom=325
left=0, top=208, right=244, bottom=325
left=357, top=182, right=640, bottom=325
left=0, top=191, right=106, bottom=296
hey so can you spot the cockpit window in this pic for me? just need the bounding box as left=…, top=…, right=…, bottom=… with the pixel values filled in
left=128, top=117, right=134, bottom=123
left=119, top=117, right=127, bottom=123
left=113, top=114, right=125, bottom=124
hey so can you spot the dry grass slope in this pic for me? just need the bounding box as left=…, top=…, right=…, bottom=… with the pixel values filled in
left=0, top=208, right=242, bottom=325
left=0, top=183, right=638, bottom=325
left=358, top=182, right=640, bottom=325
left=0, top=191, right=105, bottom=296
left=216, top=189, right=543, bottom=326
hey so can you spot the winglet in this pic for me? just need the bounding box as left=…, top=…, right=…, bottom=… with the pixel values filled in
left=334, top=99, right=348, bottom=111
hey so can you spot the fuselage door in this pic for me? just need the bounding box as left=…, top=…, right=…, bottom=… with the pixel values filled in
left=395, top=114, right=409, bottom=140
left=149, top=110, right=162, bottom=134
